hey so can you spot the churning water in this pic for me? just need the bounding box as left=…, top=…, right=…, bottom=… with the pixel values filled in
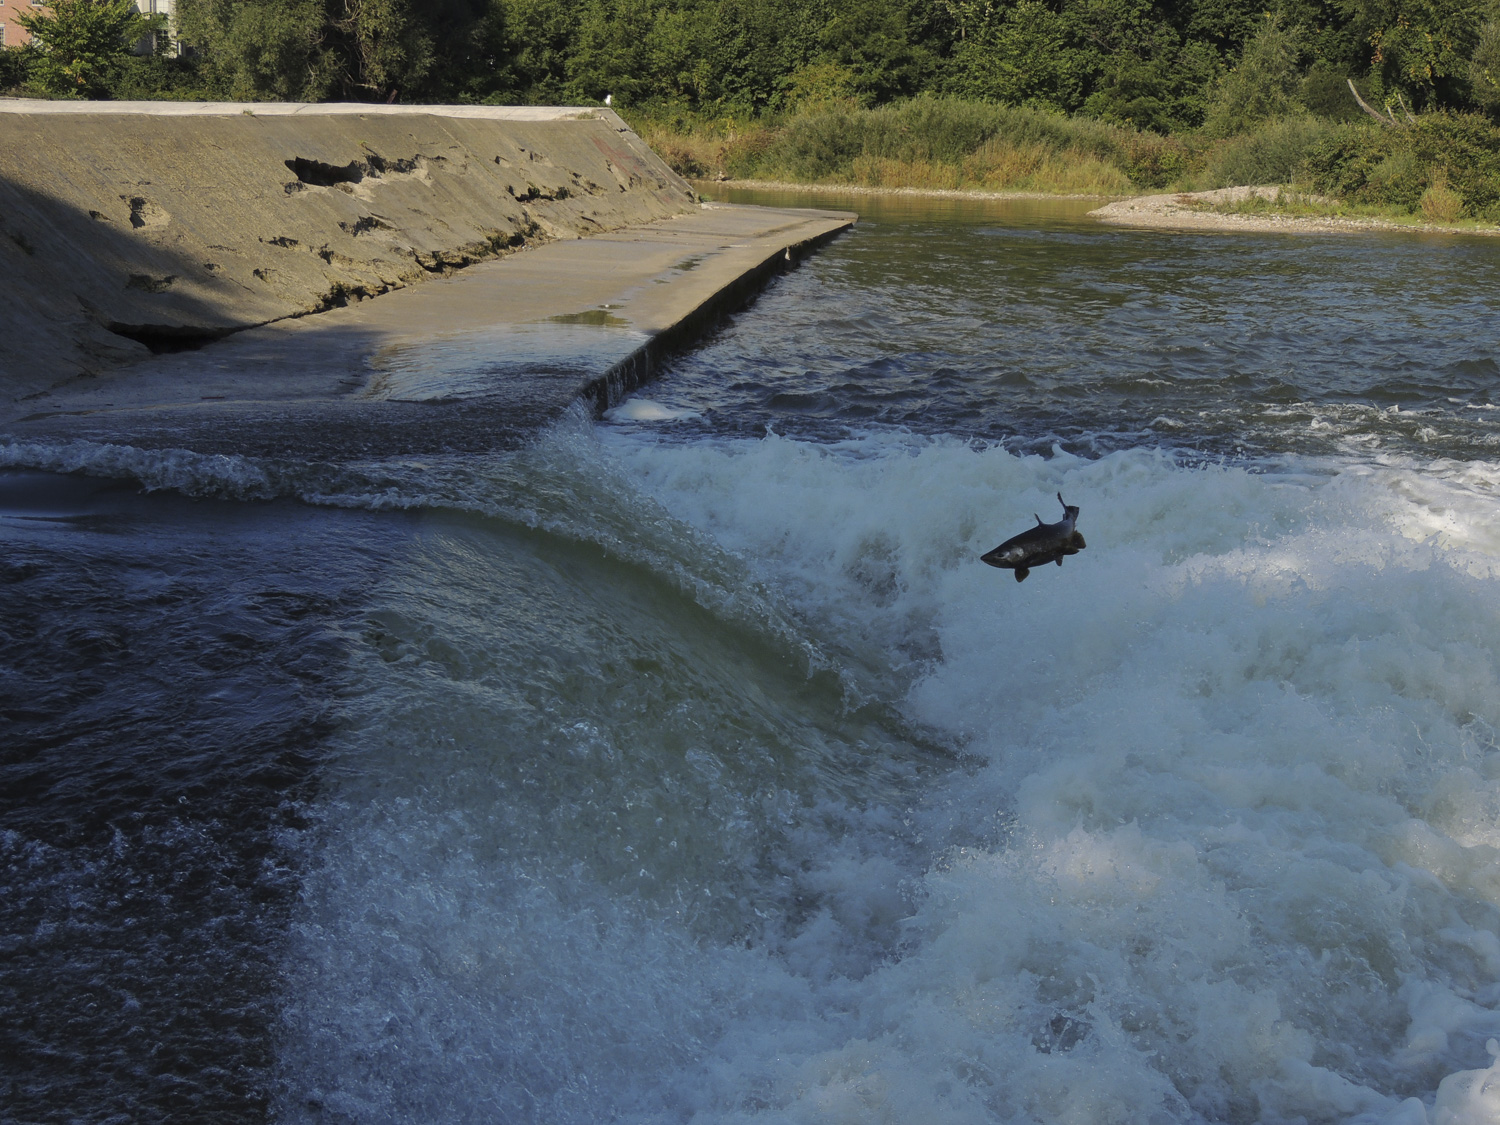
left=4, top=191, right=1500, bottom=1124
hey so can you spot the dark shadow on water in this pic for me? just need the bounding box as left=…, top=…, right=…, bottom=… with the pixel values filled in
left=0, top=472, right=388, bottom=1123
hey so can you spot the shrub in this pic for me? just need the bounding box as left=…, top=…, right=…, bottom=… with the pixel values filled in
left=1305, top=113, right=1500, bottom=219
left=759, top=107, right=865, bottom=180
left=1119, top=132, right=1190, bottom=187
left=720, top=127, right=778, bottom=180
left=641, top=96, right=1203, bottom=194
left=0, top=46, right=30, bottom=91
left=107, top=53, right=209, bottom=101
left=1407, top=113, right=1500, bottom=219
left=652, top=140, right=711, bottom=179
left=740, top=97, right=1187, bottom=190
left=1420, top=170, right=1466, bottom=220
left=1203, top=116, right=1339, bottom=187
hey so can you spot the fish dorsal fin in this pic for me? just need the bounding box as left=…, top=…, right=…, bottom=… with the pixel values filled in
left=1034, top=514, right=1043, bottom=525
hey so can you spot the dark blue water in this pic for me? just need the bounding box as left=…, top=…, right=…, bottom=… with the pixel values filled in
left=655, top=189, right=1500, bottom=462
left=3, top=193, right=1500, bottom=1125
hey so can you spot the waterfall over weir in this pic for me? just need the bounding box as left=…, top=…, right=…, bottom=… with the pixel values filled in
left=5, top=190, right=1500, bottom=1124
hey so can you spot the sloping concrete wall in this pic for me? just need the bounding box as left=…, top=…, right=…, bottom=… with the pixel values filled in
left=0, top=102, right=697, bottom=401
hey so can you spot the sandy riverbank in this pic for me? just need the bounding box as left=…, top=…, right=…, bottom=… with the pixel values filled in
left=1090, top=184, right=1500, bottom=236
left=708, top=179, right=1500, bottom=237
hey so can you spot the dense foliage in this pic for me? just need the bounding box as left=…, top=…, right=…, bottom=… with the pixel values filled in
left=1305, top=110, right=1500, bottom=216
left=4, top=0, right=1500, bottom=222
left=12, top=0, right=163, bottom=97
left=2, top=0, right=1499, bottom=126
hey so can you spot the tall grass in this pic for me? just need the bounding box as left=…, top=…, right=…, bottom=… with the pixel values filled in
left=746, top=99, right=1192, bottom=191
left=630, top=97, right=1186, bottom=194
left=628, top=97, right=1500, bottom=222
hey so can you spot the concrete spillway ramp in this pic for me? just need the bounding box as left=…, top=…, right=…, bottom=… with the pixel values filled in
left=0, top=101, right=853, bottom=456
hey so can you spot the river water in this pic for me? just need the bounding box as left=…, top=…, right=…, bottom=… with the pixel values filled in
left=3, top=191, right=1500, bottom=1125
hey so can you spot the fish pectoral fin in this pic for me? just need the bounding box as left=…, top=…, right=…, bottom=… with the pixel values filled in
left=1055, top=557, right=1063, bottom=566
left=1014, top=567, right=1029, bottom=583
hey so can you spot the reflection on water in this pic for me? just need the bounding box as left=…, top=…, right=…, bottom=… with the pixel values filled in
left=366, top=323, right=647, bottom=403
left=671, top=185, right=1500, bottom=462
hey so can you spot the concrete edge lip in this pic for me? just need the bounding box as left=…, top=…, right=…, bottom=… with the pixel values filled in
left=0, top=98, right=622, bottom=122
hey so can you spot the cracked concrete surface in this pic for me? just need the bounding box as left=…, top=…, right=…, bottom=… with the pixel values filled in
left=0, top=102, right=697, bottom=401
left=2, top=201, right=855, bottom=458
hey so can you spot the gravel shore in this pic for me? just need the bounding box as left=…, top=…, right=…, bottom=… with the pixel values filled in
left=708, top=179, right=1500, bottom=238
left=1089, top=184, right=1500, bottom=236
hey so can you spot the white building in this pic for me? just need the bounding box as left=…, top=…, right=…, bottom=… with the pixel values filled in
left=0, top=1, right=177, bottom=51
left=136, top=0, right=177, bottom=55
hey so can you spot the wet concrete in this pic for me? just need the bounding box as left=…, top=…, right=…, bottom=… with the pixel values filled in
left=0, top=102, right=698, bottom=400
left=2, top=203, right=855, bottom=458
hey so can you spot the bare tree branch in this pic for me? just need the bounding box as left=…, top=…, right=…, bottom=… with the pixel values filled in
left=1347, top=78, right=1402, bottom=127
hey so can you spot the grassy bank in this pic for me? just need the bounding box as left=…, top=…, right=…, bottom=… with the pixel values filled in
left=629, top=100, right=1182, bottom=195
left=628, top=98, right=1500, bottom=226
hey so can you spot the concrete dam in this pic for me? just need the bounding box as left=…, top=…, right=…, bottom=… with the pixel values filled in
left=0, top=102, right=853, bottom=453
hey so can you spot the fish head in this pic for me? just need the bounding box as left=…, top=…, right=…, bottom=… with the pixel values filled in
left=980, top=542, right=1029, bottom=569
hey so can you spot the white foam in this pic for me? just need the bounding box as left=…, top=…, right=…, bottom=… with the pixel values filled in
left=273, top=423, right=1500, bottom=1122
left=598, top=429, right=1500, bottom=1121
left=0, top=438, right=281, bottom=498
left=1431, top=1041, right=1500, bottom=1124
left=603, top=398, right=703, bottom=423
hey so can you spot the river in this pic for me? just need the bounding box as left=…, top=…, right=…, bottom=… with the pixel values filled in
left=3, top=190, right=1500, bottom=1124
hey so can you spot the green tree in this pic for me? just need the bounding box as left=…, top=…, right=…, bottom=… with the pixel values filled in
left=1072, top=0, right=1220, bottom=130
left=1343, top=0, right=1487, bottom=107
left=483, top=0, right=573, bottom=102
left=0, top=44, right=32, bottom=91
left=324, top=0, right=434, bottom=101
left=418, top=0, right=510, bottom=102
left=565, top=0, right=654, bottom=104
left=176, top=0, right=330, bottom=100
left=949, top=0, right=1088, bottom=111
left=708, top=0, right=822, bottom=113
left=1202, top=15, right=1307, bottom=135
left=178, top=0, right=508, bottom=102
left=818, top=0, right=933, bottom=103
left=16, top=0, right=161, bottom=98
left=1469, top=17, right=1500, bottom=109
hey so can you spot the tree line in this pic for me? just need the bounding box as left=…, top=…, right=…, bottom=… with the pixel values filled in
left=4, top=0, right=1499, bottom=131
